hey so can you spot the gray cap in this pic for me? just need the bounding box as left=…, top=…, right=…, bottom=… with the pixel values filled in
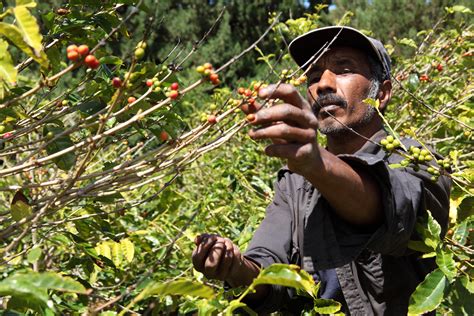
left=288, top=26, right=391, bottom=80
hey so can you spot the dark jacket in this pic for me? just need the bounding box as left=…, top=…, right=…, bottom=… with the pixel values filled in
left=245, top=129, right=451, bottom=315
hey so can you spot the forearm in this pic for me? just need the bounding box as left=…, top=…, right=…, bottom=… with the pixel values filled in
left=226, top=257, right=270, bottom=302
left=305, top=146, right=383, bottom=226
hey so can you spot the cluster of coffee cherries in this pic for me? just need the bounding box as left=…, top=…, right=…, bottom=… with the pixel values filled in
left=380, top=135, right=401, bottom=151
left=66, top=44, right=100, bottom=69
left=196, top=63, right=220, bottom=85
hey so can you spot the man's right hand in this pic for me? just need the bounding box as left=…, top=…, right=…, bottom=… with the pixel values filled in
left=191, top=234, right=262, bottom=289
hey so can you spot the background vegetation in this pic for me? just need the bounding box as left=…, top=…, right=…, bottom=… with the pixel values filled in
left=0, top=0, right=472, bottom=314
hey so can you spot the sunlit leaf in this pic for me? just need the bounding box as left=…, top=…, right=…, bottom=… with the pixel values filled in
left=253, top=264, right=317, bottom=298
left=10, top=190, right=32, bottom=222
left=435, top=248, right=457, bottom=281
left=134, top=279, right=215, bottom=304
left=13, top=5, right=43, bottom=55
left=313, top=298, right=342, bottom=314
left=408, top=269, right=447, bottom=315
left=120, top=238, right=134, bottom=263
left=0, top=39, right=17, bottom=84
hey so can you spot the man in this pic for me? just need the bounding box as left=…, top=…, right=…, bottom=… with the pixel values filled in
left=192, top=26, right=450, bottom=315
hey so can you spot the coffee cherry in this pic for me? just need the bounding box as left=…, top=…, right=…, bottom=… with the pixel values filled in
left=134, top=47, right=145, bottom=60
left=207, top=114, right=217, bottom=124
left=66, top=44, right=78, bottom=53
left=244, top=89, right=252, bottom=97
left=170, top=82, right=179, bottom=91
left=386, top=143, right=394, bottom=151
left=209, top=73, right=219, bottom=82
left=168, top=90, right=179, bottom=99
left=419, top=74, right=429, bottom=82
left=427, top=167, right=435, bottom=174
left=137, top=41, right=147, bottom=49
left=238, top=87, right=245, bottom=95
left=400, top=160, right=410, bottom=167
left=3, top=132, right=12, bottom=139
left=159, top=131, right=169, bottom=142
left=436, top=64, right=443, bottom=71
left=248, top=98, right=255, bottom=106
left=84, top=55, right=100, bottom=69
left=56, top=8, right=70, bottom=15
left=46, top=131, right=54, bottom=140
left=77, top=45, right=89, bottom=56
left=246, top=114, right=256, bottom=122
left=386, top=135, right=394, bottom=142
left=203, top=62, right=213, bottom=70
left=196, top=65, right=205, bottom=73
left=67, top=51, right=80, bottom=61
left=392, top=139, right=400, bottom=148
left=112, top=77, right=122, bottom=88
left=380, top=139, right=388, bottom=146
left=127, top=96, right=136, bottom=103
left=146, top=79, right=153, bottom=87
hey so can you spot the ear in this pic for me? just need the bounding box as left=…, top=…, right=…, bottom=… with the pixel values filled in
left=378, top=80, right=392, bottom=112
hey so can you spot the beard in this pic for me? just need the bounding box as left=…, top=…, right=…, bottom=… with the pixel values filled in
left=314, top=79, right=380, bottom=136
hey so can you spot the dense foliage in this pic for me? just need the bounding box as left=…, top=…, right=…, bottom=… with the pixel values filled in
left=0, top=1, right=472, bottom=315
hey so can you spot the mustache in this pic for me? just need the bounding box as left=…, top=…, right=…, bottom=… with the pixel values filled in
left=312, top=93, right=348, bottom=112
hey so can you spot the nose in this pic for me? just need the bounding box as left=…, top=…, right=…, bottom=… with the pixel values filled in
left=316, top=69, right=337, bottom=96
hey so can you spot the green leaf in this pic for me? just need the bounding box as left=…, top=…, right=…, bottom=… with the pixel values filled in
left=27, top=247, right=42, bottom=263
left=452, top=215, right=473, bottom=245
left=99, top=55, right=123, bottom=66
left=110, top=241, right=123, bottom=267
left=0, top=271, right=86, bottom=311
left=408, top=240, right=434, bottom=253
left=253, top=264, right=317, bottom=298
left=224, top=300, right=256, bottom=316
left=120, top=238, right=134, bottom=263
left=435, top=248, right=457, bottom=281
left=13, top=272, right=87, bottom=293
left=44, top=126, right=76, bottom=171
left=399, top=38, right=417, bottom=48
left=460, top=275, right=474, bottom=294
left=13, top=5, right=42, bottom=56
left=134, top=279, right=215, bottom=303
left=415, top=210, right=442, bottom=250
left=0, top=39, right=17, bottom=84
left=15, top=0, right=36, bottom=7
left=10, top=190, right=32, bottom=222
left=448, top=5, right=472, bottom=14
left=313, top=298, right=342, bottom=314
left=408, top=269, right=447, bottom=315
left=0, top=22, right=48, bottom=69
left=75, top=99, right=106, bottom=116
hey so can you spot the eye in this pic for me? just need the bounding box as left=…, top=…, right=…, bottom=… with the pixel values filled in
left=341, top=68, right=352, bottom=74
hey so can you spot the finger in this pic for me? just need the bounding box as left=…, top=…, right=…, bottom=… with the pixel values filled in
left=204, top=239, right=227, bottom=278
left=215, top=238, right=235, bottom=280
left=228, top=244, right=244, bottom=280
left=249, top=123, right=316, bottom=143
left=264, top=143, right=309, bottom=159
left=248, top=103, right=318, bottom=129
left=259, top=83, right=312, bottom=112
left=192, top=234, right=219, bottom=272
left=194, top=233, right=210, bottom=245
left=240, top=100, right=262, bottom=114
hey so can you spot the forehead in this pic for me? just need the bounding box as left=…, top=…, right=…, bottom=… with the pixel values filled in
left=311, top=46, right=370, bottom=69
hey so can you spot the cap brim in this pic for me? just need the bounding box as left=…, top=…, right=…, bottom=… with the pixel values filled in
left=289, top=26, right=382, bottom=69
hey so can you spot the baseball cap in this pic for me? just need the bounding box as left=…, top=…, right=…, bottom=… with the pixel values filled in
left=288, top=26, right=391, bottom=80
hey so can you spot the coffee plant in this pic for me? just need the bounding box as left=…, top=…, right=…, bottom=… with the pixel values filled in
left=0, top=1, right=471, bottom=314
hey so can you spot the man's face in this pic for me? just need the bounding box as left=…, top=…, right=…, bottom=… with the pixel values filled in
left=306, top=46, right=378, bottom=135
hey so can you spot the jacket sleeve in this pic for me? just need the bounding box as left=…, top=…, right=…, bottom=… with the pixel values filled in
left=243, top=170, right=294, bottom=313
left=338, top=151, right=450, bottom=257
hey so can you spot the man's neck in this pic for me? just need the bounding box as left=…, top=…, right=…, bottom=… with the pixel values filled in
left=326, top=123, right=383, bottom=155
